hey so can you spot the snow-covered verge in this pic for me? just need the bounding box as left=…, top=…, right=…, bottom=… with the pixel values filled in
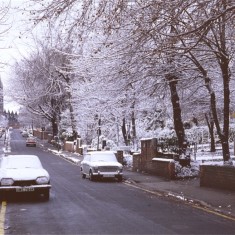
left=123, top=144, right=235, bottom=178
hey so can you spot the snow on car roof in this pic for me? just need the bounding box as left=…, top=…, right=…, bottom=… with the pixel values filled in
left=88, top=151, right=118, bottom=162
left=89, top=151, right=116, bottom=155
left=0, top=155, right=43, bottom=169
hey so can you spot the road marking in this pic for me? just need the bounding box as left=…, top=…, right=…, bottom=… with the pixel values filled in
left=192, top=204, right=235, bottom=222
left=0, top=201, right=7, bottom=235
left=124, top=182, right=235, bottom=222
left=123, top=182, right=163, bottom=197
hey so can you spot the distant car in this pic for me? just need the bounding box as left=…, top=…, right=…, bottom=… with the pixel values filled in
left=21, top=131, right=29, bottom=137
left=81, top=151, right=123, bottom=181
left=0, top=155, right=51, bottom=200
left=26, top=137, right=37, bottom=147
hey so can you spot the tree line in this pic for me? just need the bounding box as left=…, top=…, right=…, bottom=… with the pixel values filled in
left=6, top=0, right=235, bottom=163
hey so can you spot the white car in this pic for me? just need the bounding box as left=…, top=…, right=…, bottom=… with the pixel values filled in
left=0, top=155, right=51, bottom=200
left=26, top=137, right=37, bottom=147
left=81, top=151, right=123, bottom=181
left=21, top=131, right=29, bottom=137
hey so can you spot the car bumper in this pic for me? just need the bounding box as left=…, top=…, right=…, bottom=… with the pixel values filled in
left=0, top=184, right=51, bottom=192
left=93, top=172, right=123, bottom=178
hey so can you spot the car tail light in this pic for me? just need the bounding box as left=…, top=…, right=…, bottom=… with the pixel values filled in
left=1, top=178, right=14, bottom=186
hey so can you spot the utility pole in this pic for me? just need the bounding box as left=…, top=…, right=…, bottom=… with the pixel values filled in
left=97, top=118, right=101, bottom=151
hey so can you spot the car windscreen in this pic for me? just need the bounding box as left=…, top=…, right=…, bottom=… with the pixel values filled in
left=90, top=154, right=117, bottom=162
left=1, top=157, right=42, bottom=169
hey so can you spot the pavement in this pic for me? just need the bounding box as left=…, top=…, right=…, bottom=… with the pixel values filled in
left=2, top=135, right=235, bottom=221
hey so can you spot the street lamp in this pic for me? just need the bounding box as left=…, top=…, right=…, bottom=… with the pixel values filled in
left=97, top=118, right=101, bottom=150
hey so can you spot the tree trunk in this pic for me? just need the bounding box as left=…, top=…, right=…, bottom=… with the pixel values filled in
left=205, top=113, right=215, bottom=152
left=68, top=91, right=77, bottom=133
left=122, top=118, right=129, bottom=146
left=187, top=51, right=231, bottom=163
left=203, top=1, right=231, bottom=163
left=131, top=110, right=137, bottom=150
left=166, top=74, right=186, bottom=153
left=51, top=117, right=58, bottom=137
left=219, top=3, right=231, bottom=163
left=220, top=62, right=231, bottom=162
left=209, top=83, right=230, bottom=162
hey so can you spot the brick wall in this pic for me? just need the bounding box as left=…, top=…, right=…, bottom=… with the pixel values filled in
left=33, top=130, right=50, bottom=140
left=132, top=154, right=175, bottom=179
left=64, top=141, right=75, bottom=152
left=200, top=165, right=235, bottom=191
left=151, top=159, right=175, bottom=179
left=132, top=138, right=176, bottom=179
left=132, top=153, right=141, bottom=172
left=141, top=138, right=158, bottom=162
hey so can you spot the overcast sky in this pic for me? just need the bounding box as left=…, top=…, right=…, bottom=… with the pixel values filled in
left=0, top=0, right=35, bottom=112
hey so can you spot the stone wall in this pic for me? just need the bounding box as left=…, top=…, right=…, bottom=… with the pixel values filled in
left=200, top=164, right=235, bottom=191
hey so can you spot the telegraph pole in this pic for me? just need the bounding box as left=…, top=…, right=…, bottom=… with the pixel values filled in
left=97, top=118, right=101, bottom=150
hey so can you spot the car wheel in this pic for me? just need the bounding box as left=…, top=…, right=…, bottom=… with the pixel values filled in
left=117, top=176, right=123, bottom=182
left=89, top=170, right=95, bottom=181
left=82, top=173, right=86, bottom=179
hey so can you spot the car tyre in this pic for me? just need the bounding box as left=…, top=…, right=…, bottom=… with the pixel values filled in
left=89, top=170, right=95, bottom=181
left=117, top=176, right=123, bottom=182
left=82, top=173, right=86, bottom=179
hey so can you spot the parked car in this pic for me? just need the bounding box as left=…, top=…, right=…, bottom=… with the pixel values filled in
left=0, top=155, right=51, bottom=200
left=21, top=130, right=29, bottom=137
left=26, top=137, right=37, bottom=147
left=81, top=151, right=123, bottom=181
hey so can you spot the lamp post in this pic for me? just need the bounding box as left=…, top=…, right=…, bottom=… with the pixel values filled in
left=97, top=118, right=101, bottom=151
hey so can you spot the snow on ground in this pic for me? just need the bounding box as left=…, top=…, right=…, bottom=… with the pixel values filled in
left=123, top=143, right=235, bottom=178
left=48, top=148, right=81, bottom=165
left=175, top=143, right=235, bottom=178
left=47, top=143, right=235, bottom=179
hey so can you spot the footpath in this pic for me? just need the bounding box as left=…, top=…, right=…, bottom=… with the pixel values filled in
left=39, top=141, right=235, bottom=221
left=1, top=135, right=235, bottom=221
